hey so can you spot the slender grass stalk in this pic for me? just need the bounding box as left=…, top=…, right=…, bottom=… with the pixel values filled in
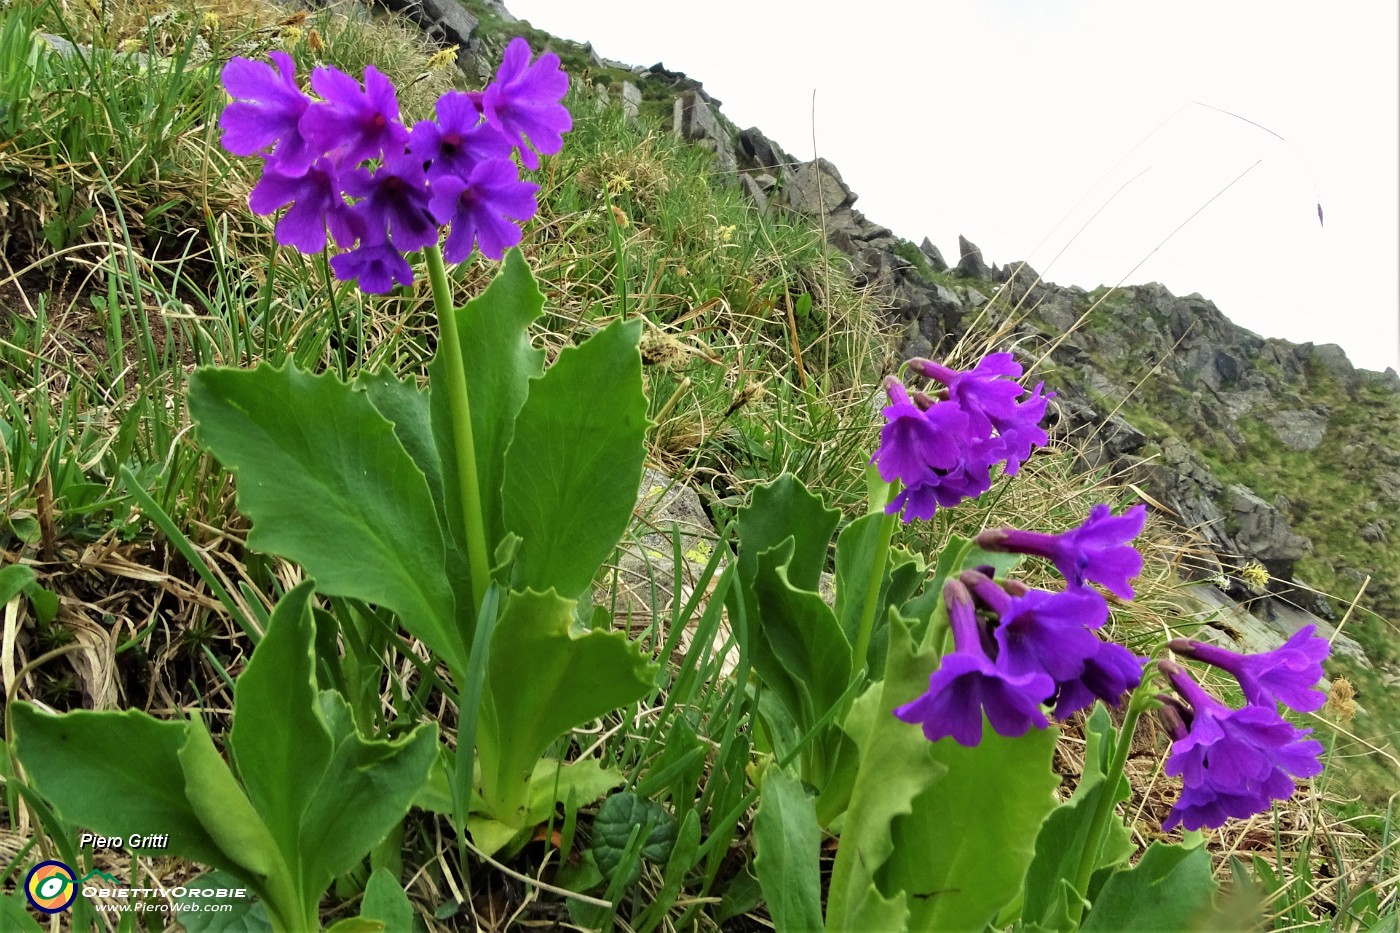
left=424, top=245, right=491, bottom=612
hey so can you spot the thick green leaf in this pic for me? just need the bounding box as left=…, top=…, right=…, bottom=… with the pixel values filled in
left=359, top=371, right=474, bottom=626
left=502, top=318, right=648, bottom=600
left=521, top=758, right=626, bottom=820
left=474, top=589, right=657, bottom=834
left=11, top=704, right=237, bottom=875
left=753, top=767, right=824, bottom=933
left=751, top=540, right=852, bottom=742
left=590, top=792, right=677, bottom=885
left=825, top=613, right=938, bottom=933
left=0, top=563, right=57, bottom=625
left=883, top=723, right=1060, bottom=933
left=830, top=600, right=1060, bottom=933
left=298, top=691, right=438, bottom=900
left=862, top=548, right=924, bottom=677
left=359, top=868, right=414, bottom=932
left=1081, top=842, right=1217, bottom=932
left=187, top=363, right=462, bottom=672
left=632, top=716, right=704, bottom=804
left=717, top=863, right=764, bottom=925
left=833, top=513, right=919, bottom=647
left=230, top=581, right=332, bottom=870
left=431, top=248, right=546, bottom=563
left=813, top=729, right=863, bottom=828
left=178, top=715, right=281, bottom=883
left=1021, top=705, right=1133, bottom=931
left=357, top=373, right=444, bottom=514
left=736, top=474, right=839, bottom=597
left=749, top=537, right=856, bottom=809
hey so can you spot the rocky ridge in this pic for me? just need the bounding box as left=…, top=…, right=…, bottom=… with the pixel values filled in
left=393, top=0, right=1397, bottom=676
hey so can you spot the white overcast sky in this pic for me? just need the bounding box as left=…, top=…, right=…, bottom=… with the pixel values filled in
left=506, top=0, right=1400, bottom=373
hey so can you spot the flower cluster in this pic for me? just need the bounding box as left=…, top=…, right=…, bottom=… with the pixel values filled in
left=869, top=353, right=1053, bottom=522
left=1155, top=627, right=1329, bottom=831
left=896, top=504, right=1149, bottom=747
left=218, top=38, right=570, bottom=292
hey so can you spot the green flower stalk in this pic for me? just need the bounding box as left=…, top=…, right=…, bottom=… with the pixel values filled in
left=425, top=245, right=491, bottom=611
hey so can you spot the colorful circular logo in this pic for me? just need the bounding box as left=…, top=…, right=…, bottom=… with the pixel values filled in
left=25, top=860, right=76, bottom=914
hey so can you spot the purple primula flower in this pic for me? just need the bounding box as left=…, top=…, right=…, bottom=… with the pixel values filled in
left=219, top=52, right=316, bottom=173
left=1050, top=639, right=1144, bottom=718
left=1159, top=660, right=1324, bottom=832
left=480, top=37, right=571, bottom=170
left=961, top=571, right=1144, bottom=718
left=910, top=353, right=1055, bottom=475
left=869, top=377, right=970, bottom=485
left=995, top=380, right=1052, bottom=475
left=962, top=572, right=1108, bottom=682
left=301, top=64, right=410, bottom=168
left=912, top=352, right=1023, bottom=432
left=330, top=232, right=415, bottom=294
left=340, top=154, right=438, bottom=253
left=885, top=435, right=1002, bottom=522
left=978, top=503, right=1147, bottom=598
left=894, top=580, right=1053, bottom=746
left=429, top=158, right=540, bottom=262
left=873, top=352, right=1053, bottom=523
left=248, top=157, right=360, bottom=253
left=408, top=91, right=514, bottom=183
left=1169, top=625, right=1329, bottom=714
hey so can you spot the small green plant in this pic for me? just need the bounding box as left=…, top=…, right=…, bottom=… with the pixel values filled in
left=11, top=581, right=437, bottom=933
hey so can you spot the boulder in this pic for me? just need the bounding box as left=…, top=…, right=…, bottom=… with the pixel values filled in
left=784, top=158, right=855, bottom=217
left=673, top=90, right=737, bottom=180
left=608, top=469, right=717, bottom=620
left=619, top=81, right=641, bottom=121
left=995, top=261, right=1045, bottom=305
left=737, top=127, right=789, bottom=173
left=1308, top=342, right=1360, bottom=392
left=1195, top=348, right=1244, bottom=391
left=918, top=237, right=948, bottom=272
left=1033, top=292, right=1078, bottom=333
left=1221, top=483, right=1312, bottom=578
left=955, top=234, right=991, bottom=279
left=647, top=62, right=720, bottom=106
left=821, top=206, right=866, bottom=253
left=1263, top=409, right=1328, bottom=452
left=375, top=0, right=480, bottom=60
left=738, top=173, right=768, bottom=213
left=1182, top=584, right=1368, bottom=669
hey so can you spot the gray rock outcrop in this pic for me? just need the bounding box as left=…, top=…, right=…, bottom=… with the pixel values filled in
left=672, top=90, right=738, bottom=181
left=955, top=235, right=992, bottom=280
